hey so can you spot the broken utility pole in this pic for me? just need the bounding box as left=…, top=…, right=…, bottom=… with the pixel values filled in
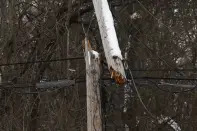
left=92, top=0, right=126, bottom=82
left=85, top=37, right=102, bottom=131
left=92, top=0, right=130, bottom=130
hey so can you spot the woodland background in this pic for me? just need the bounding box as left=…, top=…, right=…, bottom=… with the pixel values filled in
left=0, top=0, right=197, bottom=131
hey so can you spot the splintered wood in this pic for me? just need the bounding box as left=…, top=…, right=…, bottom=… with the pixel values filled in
left=110, top=67, right=126, bottom=86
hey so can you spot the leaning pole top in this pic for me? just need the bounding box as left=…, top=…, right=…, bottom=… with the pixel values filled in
left=92, top=0, right=126, bottom=85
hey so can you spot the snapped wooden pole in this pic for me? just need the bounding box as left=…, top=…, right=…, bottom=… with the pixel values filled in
left=92, top=0, right=129, bottom=130
left=92, top=0, right=126, bottom=79
left=85, top=38, right=102, bottom=131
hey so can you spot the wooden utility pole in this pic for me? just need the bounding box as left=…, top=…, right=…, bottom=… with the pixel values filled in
left=85, top=38, right=102, bottom=131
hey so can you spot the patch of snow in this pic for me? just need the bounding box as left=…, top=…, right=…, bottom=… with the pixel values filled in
left=174, top=9, right=178, bottom=13
left=22, top=15, right=28, bottom=23
left=158, top=115, right=181, bottom=131
left=176, top=56, right=191, bottom=67
left=91, top=50, right=99, bottom=59
left=130, top=12, right=141, bottom=20
left=68, top=68, right=76, bottom=72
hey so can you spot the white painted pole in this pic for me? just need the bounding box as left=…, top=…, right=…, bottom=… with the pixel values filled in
left=92, top=0, right=126, bottom=79
left=92, top=1, right=129, bottom=130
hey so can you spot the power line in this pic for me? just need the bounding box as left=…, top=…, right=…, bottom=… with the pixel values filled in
left=130, top=69, right=197, bottom=71
left=128, top=69, right=196, bottom=131
left=135, top=0, right=173, bottom=32
left=72, top=76, right=197, bottom=83
left=129, top=0, right=196, bottom=77
left=147, top=80, right=197, bottom=93
left=129, top=25, right=187, bottom=76
left=1, top=55, right=196, bottom=72
left=0, top=56, right=84, bottom=67
left=111, top=3, right=192, bottom=75
left=128, top=69, right=157, bottom=121
left=135, top=0, right=187, bottom=40
left=135, top=77, right=197, bottom=81
left=2, top=76, right=196, bottom=88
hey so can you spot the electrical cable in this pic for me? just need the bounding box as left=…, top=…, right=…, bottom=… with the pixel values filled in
left=147, top=79, right=197, bottom=93
left=127, top=69, right=186, bottom=130
left=129, top=69, right=197, bottom=71
left=135, top=0, right=188, bottom=40
left=133, top=0, right=197, bottom=91
left=0, top=56, right=84, bottom=67
left=134, top=77, right=197, bottom=81
left=0, top=76, right=197, bottom=90
left=129, top=24, right=197, bottom=93
left=128, top=69, right=157, bottom=121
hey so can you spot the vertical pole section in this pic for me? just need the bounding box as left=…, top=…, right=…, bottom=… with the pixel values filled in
left=85, top=38, right=102, bottom=131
